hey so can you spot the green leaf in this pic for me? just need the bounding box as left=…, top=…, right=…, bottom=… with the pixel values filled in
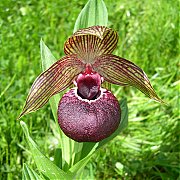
left=79, top=142, right=96, bottom=160
left=54, top=148, right=62, bottom=169
left=20, top=121, right=72, bottom=180
left=22, top=163, right=42, bottom=180
left=40, top=39, right=63, bottom=168
left=40, top=39, right=56, bottom=70
left=40, top=39, right=82, bottom=170
left=69, top=143, right=99, bottom=175
left=73, top=0, right=108, bottom=33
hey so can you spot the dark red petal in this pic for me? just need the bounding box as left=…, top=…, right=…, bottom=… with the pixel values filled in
left=93, top=54, right=163, bottom=103
left=18, top=55, right=85, bottom=119
left=64, top=26, right=118, bottom=63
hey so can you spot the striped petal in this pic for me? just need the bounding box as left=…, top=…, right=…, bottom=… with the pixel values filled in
left=64, top=26, right=118, bottom=63
left=93, top=54, right=163, bottom=103
left=18, top=55, right=85, bottom=119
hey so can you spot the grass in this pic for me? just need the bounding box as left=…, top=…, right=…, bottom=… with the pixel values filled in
left=0, top=0, right=179, bottom=179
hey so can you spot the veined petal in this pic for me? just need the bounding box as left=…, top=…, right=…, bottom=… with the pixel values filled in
left=18, top=55, right=85, bottom=119
left=93, top=54, right=163, bottom=103
left=64, top=26, right=118, bottom=63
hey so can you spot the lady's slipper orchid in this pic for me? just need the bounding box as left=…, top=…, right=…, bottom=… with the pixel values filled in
left=18, top=26, right=162, bottom=142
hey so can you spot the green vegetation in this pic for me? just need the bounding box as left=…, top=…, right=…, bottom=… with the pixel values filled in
left=0, top=0, right=179, bottom=179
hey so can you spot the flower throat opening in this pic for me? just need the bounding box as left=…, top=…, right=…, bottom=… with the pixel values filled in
left=76, top=67, right=102, bottom=100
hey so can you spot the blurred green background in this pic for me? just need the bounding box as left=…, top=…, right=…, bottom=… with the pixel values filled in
left=0, top=0, right=179, bottom=179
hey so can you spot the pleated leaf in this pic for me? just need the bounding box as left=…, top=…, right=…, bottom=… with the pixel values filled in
left=64, top=26, right=118, bottom=63
left=73, top=0, right=108, bottom=33
left=22, top=163, right=42, bottom=180
left=20, top=121, right=72, bottom=179
left=41, top=39, right=57, bottom=70
left=93, top=54, right=163, bottom=103
left=18, top=55, right=84, bottom=119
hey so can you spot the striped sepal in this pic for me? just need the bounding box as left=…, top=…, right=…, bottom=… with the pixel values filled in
left=18, top=55, right=85, bottom=119
left=64, top=26, right=118, bottom=63
left=93, top=54, right=163, bottom=103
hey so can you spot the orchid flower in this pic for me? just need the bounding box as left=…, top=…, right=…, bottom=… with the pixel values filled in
left=18, top=26, right=162, bottom=142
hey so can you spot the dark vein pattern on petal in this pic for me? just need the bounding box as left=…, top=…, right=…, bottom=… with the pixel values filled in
left=64, top=26, right=118, bottom=63
left=18, top=55, right=85, bottom=119
left=93, top=54, right=163, bottom=103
